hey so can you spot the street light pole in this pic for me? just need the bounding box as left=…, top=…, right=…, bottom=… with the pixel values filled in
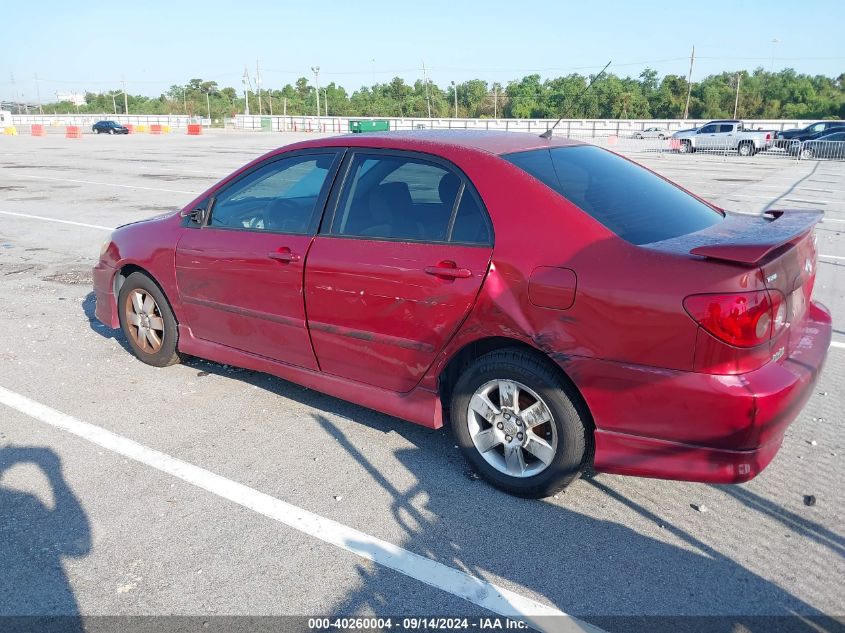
left=35, top=73, right=43, bottom=114
left=122, top=76, right=129, bottom=115
left=451, top=81, right=458, bottom=118
left=733, top=72, right=741, bottom=119
left=311, top=66, right=321, bottom=130
left=242, top=66, right=250, bottom=116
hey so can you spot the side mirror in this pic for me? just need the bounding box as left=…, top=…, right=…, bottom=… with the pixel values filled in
left=180, top=200, right=212, bottom=225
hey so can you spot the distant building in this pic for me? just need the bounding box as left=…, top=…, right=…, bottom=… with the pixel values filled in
left=56, top=92, right=86, bottom=106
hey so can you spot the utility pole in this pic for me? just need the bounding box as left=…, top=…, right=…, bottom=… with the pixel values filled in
left=493, top=84, right=498, bottom=118
left=34, top=73, right=43, bottom=114
left=770, top=38, right=780, bottom=73
left=733, top=72, right=741, bottom=119
left=683, top=45, right=695, bottom=120
left=256, top=59, right=262, bottom=115
left=183, top=87, right=188, bottom=114
left=11, top=73, right=20, bottom=114
left=122, top=76, right=128, bottom=115
left=112, top=92, right=117, bottom=115
left=324, top=89, right=328, bottom=117
left=242, top=66, right=250, bottom=116
left=206, top=91, right=211, bottom=120
left=311, top=66, right=321, bottom=129
left=421, top=60, right=432, bottom=118
left=451, top=81, right=458, bottom=117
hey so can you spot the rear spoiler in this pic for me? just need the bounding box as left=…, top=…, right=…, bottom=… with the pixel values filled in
left=688, top=209, right=822, bottom=266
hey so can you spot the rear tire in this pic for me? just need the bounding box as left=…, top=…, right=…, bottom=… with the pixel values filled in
left=738, top=142, right=754, bottom=157
left=450, top=349, right=590, bottom=498
left=117, top=272, right=181, bottom=367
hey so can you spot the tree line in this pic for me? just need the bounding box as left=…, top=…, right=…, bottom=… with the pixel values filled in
left=41, top=68, right=845, bottom=121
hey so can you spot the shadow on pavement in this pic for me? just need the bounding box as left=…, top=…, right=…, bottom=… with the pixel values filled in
left=313, top=413, right=844, bottom=633
left=0, top=446, right=90, bottom=633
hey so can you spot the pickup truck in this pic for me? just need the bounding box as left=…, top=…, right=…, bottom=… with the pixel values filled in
left=671, top=120, right=772, bottom=156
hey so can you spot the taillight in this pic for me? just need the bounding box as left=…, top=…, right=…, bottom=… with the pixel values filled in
left=684, top=290, right=785, bottom=348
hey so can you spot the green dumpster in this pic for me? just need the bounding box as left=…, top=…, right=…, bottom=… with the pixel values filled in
left=349, top=119, right=390, bottom=133
left=260, top=117, right=272, bottom=132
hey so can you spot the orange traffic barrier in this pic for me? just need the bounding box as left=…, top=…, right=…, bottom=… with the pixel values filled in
left=65, top=126, right=82, bottom=139
left=186, top=124, right=202, bottom=135
left=125, top=124, right=134, bottom=134
left=31, top=124, right=46, bottom=137
left=150, top=124, right=162, bottom=135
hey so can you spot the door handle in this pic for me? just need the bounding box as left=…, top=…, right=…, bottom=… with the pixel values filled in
left=424, top=261, right=472, bottom=279
left=267, top=248, right=300, bottom=263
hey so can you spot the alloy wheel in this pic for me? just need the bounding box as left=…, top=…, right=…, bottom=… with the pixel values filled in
left=466, top=379, right=558, bottom=478
left=124, top=289, right=165, bottom=353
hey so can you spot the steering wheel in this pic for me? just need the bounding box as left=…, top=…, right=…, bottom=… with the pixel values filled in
left=264, top=198, right=303, bottom=231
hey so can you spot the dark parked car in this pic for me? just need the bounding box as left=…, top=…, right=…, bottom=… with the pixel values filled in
left=788, top=130, right=845, bottom=160
left=775, top=120, right=845, bottom=147
left=92, top=120, right=129, bottom=135
left=92, top=131, right=830, bottom=497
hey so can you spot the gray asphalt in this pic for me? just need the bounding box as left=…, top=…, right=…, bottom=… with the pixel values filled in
left=0, top=131, right=843, bottom=632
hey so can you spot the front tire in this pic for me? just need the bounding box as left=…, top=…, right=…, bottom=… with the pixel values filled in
left=800, top=147, right=815, bottom=160
left=117, top=272, right=181, bottom=367
left=450, top=349, right=590, bottom=498
left=678, top=140, right=692, bottom=153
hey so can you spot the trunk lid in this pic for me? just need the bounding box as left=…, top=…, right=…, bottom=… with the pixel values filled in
left=647, top=209, right=821, bottom=368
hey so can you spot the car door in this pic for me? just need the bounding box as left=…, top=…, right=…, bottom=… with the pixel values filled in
left=304, top=150, right=494, bottom=392
left=175, top=150, right=342, bottom=369
left=694, top=124, right=715, bottom=149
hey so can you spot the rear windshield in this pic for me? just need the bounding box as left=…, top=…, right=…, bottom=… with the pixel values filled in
left=503, top=145, right=723, bottom=244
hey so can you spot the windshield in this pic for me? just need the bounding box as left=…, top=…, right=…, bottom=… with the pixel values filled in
left=503, top=145, right=723, bottom=245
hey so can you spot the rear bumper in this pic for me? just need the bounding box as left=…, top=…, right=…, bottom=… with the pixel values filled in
left=583, top=301, right=832, bottom=483
left=92, top=261, right=119, bottom=328
left=594, top=430, right=784, bottom=483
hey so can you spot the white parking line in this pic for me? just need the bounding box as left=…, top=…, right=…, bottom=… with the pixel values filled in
left=0, top=385, right=599, bottom=633
left=0, top=210, right=113, bottom=231
left=8, top=173, right=200, bottom=195
left=831, top=341, right=845, bottom=350
left=819, top=254, right=845, bottom=261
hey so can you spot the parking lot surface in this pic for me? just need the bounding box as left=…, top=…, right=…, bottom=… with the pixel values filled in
left=0, top=131, right=843, bottom=632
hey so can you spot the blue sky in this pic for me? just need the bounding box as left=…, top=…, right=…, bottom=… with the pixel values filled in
left=2, top=0, right=843, bottom=102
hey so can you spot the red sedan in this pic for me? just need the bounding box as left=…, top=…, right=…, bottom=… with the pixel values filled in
left=93, top=131, right=831, bottom=497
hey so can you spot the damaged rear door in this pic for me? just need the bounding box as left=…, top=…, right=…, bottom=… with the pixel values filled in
left=304, top=149, right=493, bottom=392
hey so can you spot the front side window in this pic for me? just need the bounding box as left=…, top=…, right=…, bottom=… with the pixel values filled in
left=330, top=153, right=490, bottom=243
left=699, top=124, right=717, bottom=134
left=209, top=154, right=336, bottom=233
left=503, top=145, right=723, bottom=245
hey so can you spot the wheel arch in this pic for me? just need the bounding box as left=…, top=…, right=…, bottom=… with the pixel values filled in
left=437, top=336, right=594, bottom=434
left=114, top=263, right=179, bottom=321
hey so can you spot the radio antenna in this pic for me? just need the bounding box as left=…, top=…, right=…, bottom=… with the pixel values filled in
left=540, top=61, right=612, bottom=139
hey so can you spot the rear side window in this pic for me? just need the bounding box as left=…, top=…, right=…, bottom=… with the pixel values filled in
left=330, top=153, right=491, bottom=244
left=503, top=145, right=723, bottom=245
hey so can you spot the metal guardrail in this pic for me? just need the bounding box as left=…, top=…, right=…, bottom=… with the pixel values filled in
left=555, top=134, right=845, bottom=163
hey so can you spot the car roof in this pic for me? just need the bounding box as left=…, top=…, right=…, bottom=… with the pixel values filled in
left=289, top=130, right=585, bottom=156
